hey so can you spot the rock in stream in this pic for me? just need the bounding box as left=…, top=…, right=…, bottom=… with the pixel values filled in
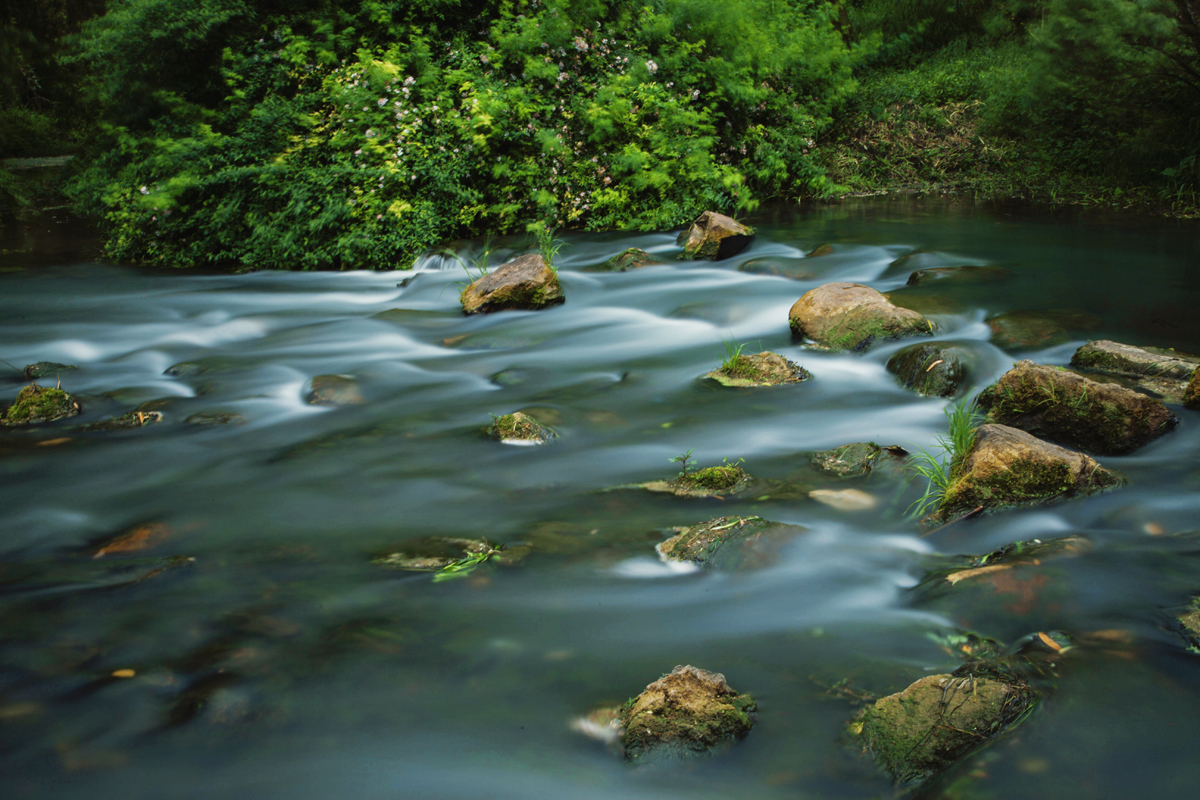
left=789, top=282, right=933, bottom=351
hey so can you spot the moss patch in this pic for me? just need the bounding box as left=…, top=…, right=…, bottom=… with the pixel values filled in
left=620, top=665, right=755, bottom=762
left=810, top=442, right=882, bottom=478
left=596, top=247, right=661, bottom=272
left=487, top=411, right=556, bottom=444
left=704, top=351, right=812, bottom=387
left=79, top=410, right=164, bottom=432
left=1, top=383, right=80, bottom=425
left=674, top=465, right=748, bottom=493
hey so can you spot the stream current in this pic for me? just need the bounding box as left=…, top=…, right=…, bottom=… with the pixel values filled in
left=2, top=197, right=1200, bottom=799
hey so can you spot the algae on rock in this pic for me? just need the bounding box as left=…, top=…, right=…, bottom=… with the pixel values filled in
left=676, top=211, right=754, bottom=261
left=487, top=411, right=557, bottom=444
left=1, top=383, right=80, bottom=425
left=703, top=351, right=812, bottom=387
left=977, top=360, right=1177, bottom=455
left=460, top=253, right=564, bottom=314
left=810, top=442, right=883, bottom=478
left=642, top=461, right=753, bottom=498
left=620, top=665, right=756, bottom=763
left=789, top=282, right=933, bottom=352
left=887, top=342, right=970, bottom=398
left=657, top=515, right=806, bottom=570
left=1186, top=368, right=1200, bottom=410
left=595, top=248, right=662, bottom=272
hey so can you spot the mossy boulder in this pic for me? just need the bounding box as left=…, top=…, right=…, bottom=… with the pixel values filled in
left=810, top=442, right=883, bottom=478
left=852, top=673, right=1036, bottom=785
left=905, top=265, right=1013, bottom=286
left=676, top=211, right=754, bottom=261
left=22, top=361, right=78, bottom=380
left=620, top=665, right=756, bottom=763
left=657, top=515, right=807, bottom=570
left=1070, top=340, right=1200, bottom=404
left=887, top=342, right=970, bottom=398
left=1186, top=368, right=1200, bottom=410
left=789, top=282, right=933, bottom=352
left=487, top=411, right=556, bottom=444
left=642, top=463, right=753, bottom=498
left=460, top=253, right=564, bottom=314
left=595, top=247, right=662, bottom=272
left=977, top=360, right=1178, bottom=455
left=702, top=351, right=812, bottom=387
left=985, top=309, right=1101, bottom=350
left=306, top=374, right=365, bottom=406
left=79, top=410, right=163, bottom=432
left=1, top=384, right=80, bottom=425
left=930, top=424, right=1123, bottom=524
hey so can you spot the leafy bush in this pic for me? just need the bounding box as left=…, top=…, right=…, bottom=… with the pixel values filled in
left=69, top=0, right=859, bottom=269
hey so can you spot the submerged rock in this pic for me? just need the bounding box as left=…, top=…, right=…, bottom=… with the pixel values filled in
left=789, top=282, right=933, bottom=352
left=737, top=257, right=813, bottom=280
left=620, top=665, right=756, bottom=762
left=1070, top=340, right=1200, bottom=403
left=306, top=374, right=365, bottom=406
left=852, top=673, right=1036, bottom=785
left=1176, top=598, right=1200, bottom=651
left=185, top=411, right=246, bottom=427
left=676, top=211, right=754, bottom=260
left=809, top=488, right=877, bottom=511
left=702, top=351, right=812, bottom=387
left=487, top=411, right=557, bottom=444
left=886, top=342, right=970, bottom=398
left=985, top=309, right=1100, bottom=350
left=905, top=265, right=1013, bottom=286
left=642, top=463, right=753, bottom=498
left=977, top=360, right=1178, bottom=455
left=460, top=253, right=564, bottom=314
left=810, top=442, right=884, bottom=478
left=919, top=535, right=1091, bottom=592
left=1186, top=369, right=1200, bottom=410
left=595, top=248, right=662, bottom=272
left=657, top=516, right=806, bottom=570
left=929, top=424, right=1122, bottom=524
left=372, top=536, right=523, bottom=572
left=1, top=384, right=81, bottom=425
left=78, top=410, right=163, bottom=432
left=22, top=362, right=78, bottom=380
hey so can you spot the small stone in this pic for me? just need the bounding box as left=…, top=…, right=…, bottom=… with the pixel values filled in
left=789, top=282, right=933, bottom=352
left=985, top=309, right=1100, bottom=350
left=809, top=488, right=877, bottom=511
left=676, top=211, right=754, bottom=261
left=595, top=247, right=662, bottom=272
left=657, top=516, right=807, bottom=570
left=649, top=463, right=753, bottom=498
left=810, top=442, right=882, bottom=478
left=487, top=411, right=556, bottom=444
left=373, top=537, right=502, bottom=571
left=22, top=362, right=78, bottom=380
left=620, top=665, right=756, bottom=762
left=703, top=351, right=812, bottom=387
left=306, top=375, right=364, bottom=406
left=460, top=253, right=564, bottom=314
left=887, top=342, right=970, bottom=398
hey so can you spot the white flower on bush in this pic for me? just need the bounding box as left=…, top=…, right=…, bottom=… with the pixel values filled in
left=646, top=60, right=657, bottom=74
left=377, top=98, right=387, bottom=106
left=573, top=37, right=588, bottom=51
left=139, top=186, right=149, bottom=195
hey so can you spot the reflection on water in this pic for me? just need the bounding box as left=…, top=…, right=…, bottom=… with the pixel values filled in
left=2, top=197, right=1200, bottom=799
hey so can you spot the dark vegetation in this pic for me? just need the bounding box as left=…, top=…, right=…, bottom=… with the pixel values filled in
left=3, top=0, right=1199, bottom=268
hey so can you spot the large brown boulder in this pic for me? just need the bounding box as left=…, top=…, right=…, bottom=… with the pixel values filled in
left=620, top=665, right=756, bottom=762
left=676, top=211, right=754, bottom=260
left=789, top=282, right=933, bottom=351
left=977, top=360, right=1178, bottom=455
left=1070, top=340, right=1200, bottom=404
left=460, top=253, right=564, bottom=314
left=931, top=423, right=1123, bottom=524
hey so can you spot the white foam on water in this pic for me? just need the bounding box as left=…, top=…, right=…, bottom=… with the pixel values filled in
left=610, top=557, right=701, bottom=578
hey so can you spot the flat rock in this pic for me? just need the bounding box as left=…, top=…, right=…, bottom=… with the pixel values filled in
left=977, top=360, right=1178, bottom=455
left=78, top=410, right=163, bottom=432
left=1070, top=340, right=1200, bottom=403
left=593, top=248, right=663, bottom=272
left=789, top=282, right=933, bottom=352
left=657, top=516, right=807, bottom=570
left=887, top=342, right=970, bottom=398
left=985, top=309, right=1100, bottom=350
left=185, top=411, right=246, bottom=427
left=306, top=375, right=364, bottom=406
left=702, top=351, right=811, bottom=387
left=620, top=665, right=756, bottom=762
left=852, top=673, right=1036, bottom=785
left=460, top=253, right=564, bottom=314
left=676, top=211, right=754, bottom=261
left=930, top=424, right=1123, bottom=524
left=809, top=488, right=876, bottom=511
left=22, top=362, right=78, bottom=380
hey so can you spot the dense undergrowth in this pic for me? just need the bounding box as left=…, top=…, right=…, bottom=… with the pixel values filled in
left=3, top=0, right=1199, bottom=267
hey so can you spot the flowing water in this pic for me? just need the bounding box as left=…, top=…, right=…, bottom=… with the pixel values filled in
left=2, top=197, right=1200, bottom=799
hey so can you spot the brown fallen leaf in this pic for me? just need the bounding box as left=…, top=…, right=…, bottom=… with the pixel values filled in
left=945, top=563, right=1012, bottom=585
left=93, top=523, right=173, bottom=558
left=111, top=669, right=136, bottom=678
left=37, top=438, right=72, bottom=447
left=1036, top=631, right=1063, bottom=652
left=925, top=359, right=945, bottom=372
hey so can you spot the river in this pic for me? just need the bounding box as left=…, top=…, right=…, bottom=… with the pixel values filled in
left=2, top=196, right=1200, bottom=799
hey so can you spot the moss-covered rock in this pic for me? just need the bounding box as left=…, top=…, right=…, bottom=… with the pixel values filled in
left=460, top=253, right=564, bottom=314
left=985, top=309, right=1101, bottom=350
left=1186, top=368, right=1200, bottom=410
left=676, top=211, right=754, bottom=260
left=78, top=410, right=163, bottom=432
left=1070, top=340, right=1200, bottom=404
left=810, top=442, right=882, bottom=478
left=930, top=424, right=1123, bottom=524
left=702, top=351, right=812, bottom=387
left=657, top=464, right=752, bottom=497
left=594, top=247, right=662, bottom=272
left=620, top=665, right=756, bottom=763
left=306, top=374, right=365, bottom=406
left=887, top=342, right=970, bottom=398
left=372, top=536, right=502, bottom=571
left=657, top=515, right=807, bottom=570
left=852, top=673, right=1036, bottom=785
left=977, top=360, right=1178, bottom=455
left=789, top=282, right=933, bottom=352
left=487, top=411, right=556, bottom=444
left=905, top=265, right=1013, bottom=286
left=1176, top=597, right=1200, bottom=651
left=22, top=361, right=78, bottom=380
left=1, top=383, right=80, bottom=425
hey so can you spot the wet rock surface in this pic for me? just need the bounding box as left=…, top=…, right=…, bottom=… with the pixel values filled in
left=306, top=375, right=365, bottom=407
left=702, top=351, right=811, bottom=387
left=810, top=442, right=885, bottom=478
left=1070, top=340, right=1200, bottom=403
left=185, top=411, right=246, bottom=427
left=930, top=424, right=1123, bottom=524
left=641, top=463, right=753, bottom=498
left=487, top=411, right=557, bottom=444
left=372, top=537, right=504, bottom=571
left=852, top=672, right=1036, bottom=784
left=676, top=211, right=754, bottom=261
left=78, top=410, right=164, bottom=432
left=1, top=383, right=81, bottom=425
left=595, top=248, right=663, bottom=272
left=1186, top=368, right=1200, bottom=410
left=977, top=360, right=1178, bottom=455
left=789, top=282, right=932, bottom=351
left=460, top=253, right=564, bottom=314
left=22, top=362, right=78, bottom=380
left=887, top=342, right=970, bottom=398
left=985, top=309, right=1101, bottom=350
left=905, top=265, right=1013, bottom=286
left=656, top=516, right=806, bottom=570
left=620, top=665, right=756, bottom=762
